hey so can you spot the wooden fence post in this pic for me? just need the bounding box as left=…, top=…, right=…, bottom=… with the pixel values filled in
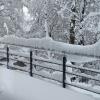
left=7, top=47, right=9, bottom=69
left=30, top=51, right=33, bottom=77
left=63, top=56, right=66, bottom=88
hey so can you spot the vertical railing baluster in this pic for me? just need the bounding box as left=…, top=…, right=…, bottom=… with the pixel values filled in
left=34, top=50, right=37, bottom=69
left=7, top=46, right=9, bottom=69
left=63, top=56, right=66, bottom=88
left=30, top=51, right=33, bottom=77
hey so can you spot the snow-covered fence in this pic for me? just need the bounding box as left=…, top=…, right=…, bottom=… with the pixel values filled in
left=0, top=35, right=100, bottom=94
left=0, top=35, right=99, bottom=63
left=0, top=45, right=100, bottom=95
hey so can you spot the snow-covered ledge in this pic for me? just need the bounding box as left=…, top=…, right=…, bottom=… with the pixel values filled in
left=0, top=35, right=99, bottom=62
left=0, top=67, right=96, bottom=100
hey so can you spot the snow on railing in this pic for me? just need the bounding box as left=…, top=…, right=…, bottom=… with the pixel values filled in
left=0, top=35, right=99, bottom=62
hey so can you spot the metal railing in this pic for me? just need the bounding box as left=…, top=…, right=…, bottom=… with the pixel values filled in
left=0, top=44, right=100, bottom=95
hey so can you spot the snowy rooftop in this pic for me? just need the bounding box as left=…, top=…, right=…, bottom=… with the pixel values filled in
left=0, top=67, right=96, bottom=100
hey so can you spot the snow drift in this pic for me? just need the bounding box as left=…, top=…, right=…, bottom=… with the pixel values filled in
left=0, top=35, right=99, bottom=62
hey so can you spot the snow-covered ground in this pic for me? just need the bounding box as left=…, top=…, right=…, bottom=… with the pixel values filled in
left=0, top=67, right=97, bottom=100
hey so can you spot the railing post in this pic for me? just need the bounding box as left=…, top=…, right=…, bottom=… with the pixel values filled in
left=7, top=47, right=9, bottom=69
left=34, top=50, right=37, bottom=69
left=63, top=56, right=66, bottom=88
left=30, top=51, right=33, bottom=77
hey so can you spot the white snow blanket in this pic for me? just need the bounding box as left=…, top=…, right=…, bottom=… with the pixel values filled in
left=0, top=35, right=99, bottom=62
left=0, top=67, right=95, bottom=100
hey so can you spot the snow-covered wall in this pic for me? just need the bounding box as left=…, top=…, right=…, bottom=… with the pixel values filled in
left=0, top=35, right=99, bottom=58
left=0, top=67, right=95, bottom=100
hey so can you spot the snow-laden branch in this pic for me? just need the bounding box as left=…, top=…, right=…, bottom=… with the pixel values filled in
left=0, top=35, right=99, bottom=61
left=82, top=12, right=100, bottom=24
left=58, top=2, right=100, bottom=27
left=57, top=3, right=79, bottom=19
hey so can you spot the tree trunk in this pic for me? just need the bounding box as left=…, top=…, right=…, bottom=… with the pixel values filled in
left=69, top=15, right=76, bottom=44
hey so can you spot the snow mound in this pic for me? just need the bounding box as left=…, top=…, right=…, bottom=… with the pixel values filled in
left=0, top=35, right=99, bottom=62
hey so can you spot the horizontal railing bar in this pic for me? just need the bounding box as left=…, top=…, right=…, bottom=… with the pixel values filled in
left=66, top=64, right=100, bottom=74
left=0, top=55, right=6, bottom=58
left=9, top=58, right=30, bottom=65
left=9, top=52, right=29, bottom=59
left=0, top=48, right=5, bottom=50
left=0, top=50, right=6, bottom=54
left=32, top=57, right=62, bottom=66
left=33, top=63, right=62, bottom=72
left=66, top=71, right=100, bottom=82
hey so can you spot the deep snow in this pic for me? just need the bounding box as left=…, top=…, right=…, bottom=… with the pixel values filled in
left=0, top=67, right=96, bottom=100
left=0, top=35, right=99, bottom=62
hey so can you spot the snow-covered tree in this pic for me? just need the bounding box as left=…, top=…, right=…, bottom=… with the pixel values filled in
left=58, top=0, right=100, bottom=45
left=0, top=0, right=24, bottom=36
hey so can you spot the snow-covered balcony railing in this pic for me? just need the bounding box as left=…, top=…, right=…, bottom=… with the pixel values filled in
left=0, top=35, right=100, bottom=95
